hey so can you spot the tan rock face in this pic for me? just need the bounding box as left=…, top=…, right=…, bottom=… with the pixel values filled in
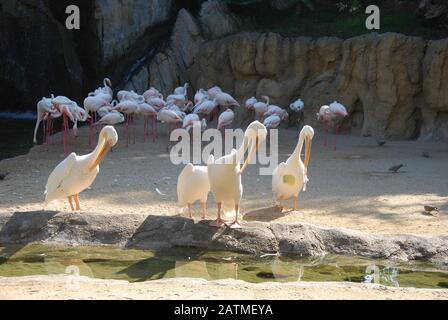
left=421, top=39, right=448, bottom=141
left=185, top=32, right=427, bottom=140
left=148, top=9, right=448, bottom=141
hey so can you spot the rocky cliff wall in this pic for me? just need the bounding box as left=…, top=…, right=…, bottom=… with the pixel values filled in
left=0, top=0, right=173, bottom=110
left=150, top=8, right=448, bottom=141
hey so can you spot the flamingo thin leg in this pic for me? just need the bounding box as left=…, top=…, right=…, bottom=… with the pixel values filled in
left=334, top=126, right=340, bottom=151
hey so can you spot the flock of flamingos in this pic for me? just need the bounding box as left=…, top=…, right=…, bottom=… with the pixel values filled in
left=38, top=78, right=348, bottom=229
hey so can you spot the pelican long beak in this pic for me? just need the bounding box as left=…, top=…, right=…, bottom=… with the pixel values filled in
left=90, top=140, right=112, bottom=171
left=240, top=136, right=260, bottom=174
left=304, top=137, right=312, bottom=169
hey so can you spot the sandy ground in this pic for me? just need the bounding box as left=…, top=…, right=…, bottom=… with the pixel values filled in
left=0, top=275, right=447, bottom=300
left=0, top=120, right=447, bottom=235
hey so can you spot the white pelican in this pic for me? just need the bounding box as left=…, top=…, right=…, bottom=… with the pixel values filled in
left=177, top=164, right=210, bottom=219
left=272, top=125, right=314, bottom=210
left=207, top=121, right=268, bottom=229
left=44, top=126, right=118, bottom=211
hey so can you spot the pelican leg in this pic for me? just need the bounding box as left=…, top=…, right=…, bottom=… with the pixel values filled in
left=74, top=194, right=81, bottom=211
left=188, top=203, right=193, bottom=219
left=228, top=204, right=242, bottom=229
left=210, top=202, right=225, bottom=227
left=200, top=202, right=207, bottom=220
left=68, top=196, right=75, bottom=211
left=293, top=196, right=298, bottom=211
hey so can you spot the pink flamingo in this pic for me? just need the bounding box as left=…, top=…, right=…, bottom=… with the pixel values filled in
left=137, top=103, right=158, bottom=142
left=317, top=101, right=348, bottom=151
left=157, top=108, right=183, bottom=149
left=253, top=96, right=270, bottom=121
left=113, top=100, right=139, bottom=147
left=33, top=96, right=57, bottom=145
left=217, top=108, right=235, bottom=131
left=84, top=95, right=111, bottom=146
left=51, top=96, right=75, bottom=156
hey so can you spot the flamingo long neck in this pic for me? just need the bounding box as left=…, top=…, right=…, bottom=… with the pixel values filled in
left=289, top=133, right=305, bottom=165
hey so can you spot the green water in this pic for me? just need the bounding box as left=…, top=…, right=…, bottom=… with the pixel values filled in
left=0, top=245, right=447, bottom=289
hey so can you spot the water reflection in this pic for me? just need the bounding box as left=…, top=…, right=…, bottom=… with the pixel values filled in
left=0, top=245, right=447, bottom=289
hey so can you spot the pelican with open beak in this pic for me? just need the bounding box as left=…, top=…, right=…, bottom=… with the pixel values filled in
left=207, top=121, right=268, bottom=229
left=44, top=126, right=118, bottom=211
left=272, top=125, right=315, bottom=211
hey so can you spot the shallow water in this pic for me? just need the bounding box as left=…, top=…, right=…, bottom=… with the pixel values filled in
left=0, top=245, right=447, bottom=289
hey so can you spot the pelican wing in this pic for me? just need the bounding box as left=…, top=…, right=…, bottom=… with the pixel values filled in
left=45, top=153, right=77, bottom=200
